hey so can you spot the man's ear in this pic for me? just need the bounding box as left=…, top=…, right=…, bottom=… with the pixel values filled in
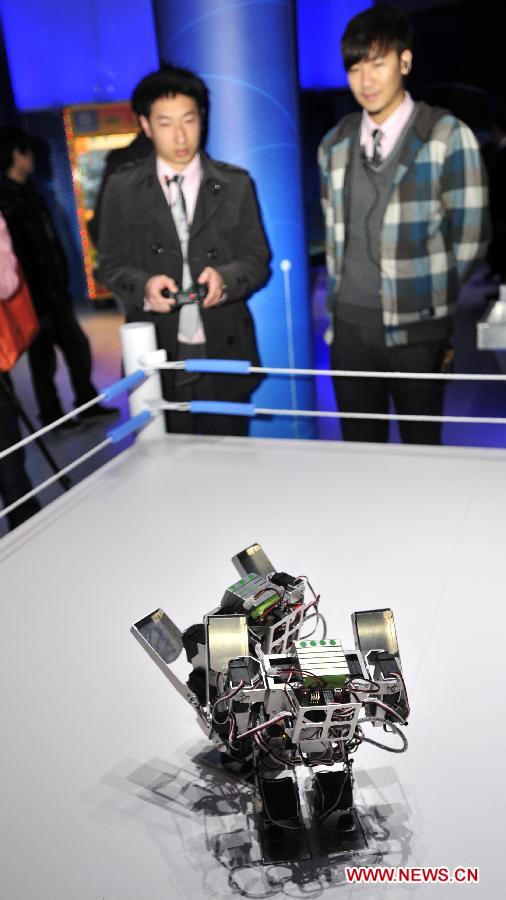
left=400, top=50, right=413, bottom=74
left=139, top=115, right=152, bottom=139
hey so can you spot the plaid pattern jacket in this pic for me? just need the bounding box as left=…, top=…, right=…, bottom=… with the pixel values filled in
left=318, top=102, right=490, bottom=345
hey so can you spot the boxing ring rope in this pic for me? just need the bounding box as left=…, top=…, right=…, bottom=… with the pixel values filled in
left=147, top=400, right=506, bottom=427
left=0, top=406, right=151, bottom=522
left=0, top=370, right=151, bottom=522
left=0, top=370, right=146, bottom=463
left=2, top=323, right=506, bottom=522
left=143, top=357, right=506, bottom=383
left=137, top=349, right=506, bottom=425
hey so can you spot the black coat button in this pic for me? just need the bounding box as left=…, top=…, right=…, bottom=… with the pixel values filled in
left=205, top=179, right=222, bottom=195
left=206, top=248, right=217, bottom=259
left=151, top=243, right=164, bottom=255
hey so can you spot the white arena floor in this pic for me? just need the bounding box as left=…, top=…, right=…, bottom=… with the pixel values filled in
left=1, top=433, right=503, bottom=898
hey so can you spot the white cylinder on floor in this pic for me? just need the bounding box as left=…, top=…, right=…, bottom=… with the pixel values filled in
left=120, top=322, right=165, bottom=439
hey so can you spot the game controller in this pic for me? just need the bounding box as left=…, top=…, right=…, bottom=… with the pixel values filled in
left=160, top=284, right=208, bottom=307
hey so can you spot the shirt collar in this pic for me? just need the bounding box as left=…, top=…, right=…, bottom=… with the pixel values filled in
left=361, top=91, right=414, bottom=139
left=156, top=152, right=201, bottom=182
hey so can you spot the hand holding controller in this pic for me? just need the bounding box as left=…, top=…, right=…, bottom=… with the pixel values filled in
left=160, top=284, right=208, bottom=308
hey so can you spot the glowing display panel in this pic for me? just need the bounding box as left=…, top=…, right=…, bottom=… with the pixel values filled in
left=64, top=103, right=137, bottom=299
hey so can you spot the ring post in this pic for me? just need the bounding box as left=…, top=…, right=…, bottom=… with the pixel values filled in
left=120, top=322, right=165, bottom=439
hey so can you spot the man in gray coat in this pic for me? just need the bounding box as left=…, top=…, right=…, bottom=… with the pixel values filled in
left=98, top=65, right=271, bottom=435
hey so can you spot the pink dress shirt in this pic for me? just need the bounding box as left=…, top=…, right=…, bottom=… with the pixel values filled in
left=360, top=91, right=415, bottom=161
left=156, top=152, right=201, bottom=225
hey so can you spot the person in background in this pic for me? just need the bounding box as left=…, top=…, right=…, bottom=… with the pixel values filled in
left=318, top=4, right=490, bottom=444
left=98, top=64, right=271, bottom=436
left=0, top=127, right=118, bottom=429
left=89, top=130, right=152, bottom=248
left=0, top=211, right=41, bottom=531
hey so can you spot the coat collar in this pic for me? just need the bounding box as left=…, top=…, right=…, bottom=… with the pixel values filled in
left=130, top=151, right=227, bottom=240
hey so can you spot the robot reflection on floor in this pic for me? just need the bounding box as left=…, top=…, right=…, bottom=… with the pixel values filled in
left=132, top=544, right=409, bottom=860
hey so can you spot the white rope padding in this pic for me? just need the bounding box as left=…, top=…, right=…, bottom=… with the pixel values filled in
left=0, top=394, right=108, bottom=463
left=0, top=439, right=110, bottom=521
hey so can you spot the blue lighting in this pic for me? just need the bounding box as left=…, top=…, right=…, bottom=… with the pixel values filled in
left=153, top=0, right=315, bottom=438
left=297, top=0, right=372, bottom=89
left=0, top=0, right=158, bottom=109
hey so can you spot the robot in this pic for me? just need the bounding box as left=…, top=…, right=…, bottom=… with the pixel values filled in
left=132, top=543, right=409, bottom=860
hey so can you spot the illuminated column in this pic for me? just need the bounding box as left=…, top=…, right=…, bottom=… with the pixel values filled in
left=152, top=0, right=314, bottom=438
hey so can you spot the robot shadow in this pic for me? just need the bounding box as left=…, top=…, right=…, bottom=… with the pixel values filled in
left=110, top=742, right=413, bottom=898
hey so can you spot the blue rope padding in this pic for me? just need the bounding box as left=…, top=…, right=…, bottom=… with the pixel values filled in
left=190, top=401, right=255, bottom=417
left=107, top=410, right=153, bottom=443
left=102, top=370, right=145, bottom=400
left=184, top=358, right=251, bottom=374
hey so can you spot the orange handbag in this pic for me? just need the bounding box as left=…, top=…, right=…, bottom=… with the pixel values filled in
left=0, top=271, right=39, bottom=372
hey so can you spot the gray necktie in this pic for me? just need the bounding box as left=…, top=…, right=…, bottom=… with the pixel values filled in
left=167, top=174, right=201, bottom=341
left=370, top=128, right=383, bottom=166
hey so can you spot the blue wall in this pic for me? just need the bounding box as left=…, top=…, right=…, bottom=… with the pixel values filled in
left=297, top=0, right=372, bottom=89
left=0, top=0, right=373, bottom=108
left=153, top=0, right=315, bottom=438
left=0, top=0, right=158, bottom=108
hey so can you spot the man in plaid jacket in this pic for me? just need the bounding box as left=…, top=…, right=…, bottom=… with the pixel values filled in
left=318, top=5, right=490, bottom=444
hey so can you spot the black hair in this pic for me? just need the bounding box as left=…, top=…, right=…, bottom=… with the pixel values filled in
left=132, top=63, right=209, bottom=126
left=0, top=126, right=33, bottom=175
left=341, top=5, right=413, bottom=72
